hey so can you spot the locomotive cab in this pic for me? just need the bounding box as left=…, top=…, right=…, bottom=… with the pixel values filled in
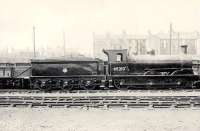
left=103, top=49, right=128, bottom=63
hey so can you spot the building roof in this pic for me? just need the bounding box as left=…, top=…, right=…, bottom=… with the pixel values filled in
left=155, top=31, right=200, bottom=39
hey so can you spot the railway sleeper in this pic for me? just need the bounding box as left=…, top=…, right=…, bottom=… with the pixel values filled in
left=106, top=103, right=125, bottom=108
left=152, top=104, right=172, bottom=108
left=31, top=103, right=49, bottom=108
left=12, top=104, right=30, bottom=108
left=175, top=104, right=192, bottom=108
left=193, top=104, right=200, bottom=107
left=127, top=103, right=150, bottom=108
left=0, top=103, right=12, bottom=107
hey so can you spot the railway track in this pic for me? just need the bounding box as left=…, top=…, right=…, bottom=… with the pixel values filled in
left=1, top=89, right=200, bottom=109
left=0, top=95, right=200, bottom=109
left=1, top=89, right=200, bottom=94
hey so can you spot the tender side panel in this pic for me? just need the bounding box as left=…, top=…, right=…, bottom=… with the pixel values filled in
left=31, top=61, right=101, bottom=76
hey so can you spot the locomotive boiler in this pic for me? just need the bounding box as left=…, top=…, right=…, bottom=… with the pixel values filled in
left=103, top=49, right=200, bottom=89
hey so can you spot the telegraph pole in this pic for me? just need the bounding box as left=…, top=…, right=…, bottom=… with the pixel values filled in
left=33, top=26, right=36, bottom=58
left=136, top=40, right=139, bottom=55
left=169, top=23, right=172, bottom=55
left=63, top=31, right=66, bottom=59
left=92, top=32, right=95, bottom=58
left=177, top=32, right=180, bottom=54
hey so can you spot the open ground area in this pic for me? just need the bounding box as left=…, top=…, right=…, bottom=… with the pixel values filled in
left=0, top=108, right=199, bottom=131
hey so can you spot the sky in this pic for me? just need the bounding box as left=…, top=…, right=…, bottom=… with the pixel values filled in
left=0, top=0, right=200, bottom=56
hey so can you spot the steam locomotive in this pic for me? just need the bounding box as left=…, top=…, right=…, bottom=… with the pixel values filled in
left=0, top=49, right=200, bottom=90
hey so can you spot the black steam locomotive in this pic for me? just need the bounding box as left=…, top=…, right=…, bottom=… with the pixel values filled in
left=0, top=49, right=200, bottom=90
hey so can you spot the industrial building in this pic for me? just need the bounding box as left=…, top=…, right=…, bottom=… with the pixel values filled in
left=93, top=31, right=200, bottom=60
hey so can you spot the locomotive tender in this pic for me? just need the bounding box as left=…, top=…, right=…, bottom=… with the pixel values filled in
left=0, top=49, right=200, bottom=90
left=30, top=59, right=105, bottom=90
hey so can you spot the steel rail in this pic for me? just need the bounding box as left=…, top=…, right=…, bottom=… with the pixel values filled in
left=0, top=89, right=200, bottom=94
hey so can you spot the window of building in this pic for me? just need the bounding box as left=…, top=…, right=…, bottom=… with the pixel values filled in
left=181, top=45, right=188, bottom=54
left=116, top=53, right=123, bottom=62
left=163, top=40, right=167, bottom=48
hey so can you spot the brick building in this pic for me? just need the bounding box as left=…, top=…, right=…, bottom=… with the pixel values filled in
left=151, top=31, right=200, bottom=55
left=93, top=31, right=147, bottom=60
left=93, top=31, right=200, bottom=60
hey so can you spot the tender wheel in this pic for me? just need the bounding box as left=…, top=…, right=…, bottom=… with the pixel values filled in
left=38, top=80, right=53, bottom=91
left=33, top=80, right=42, bottom=89
left=45, top=80, right=54, bottom=91
left=64, top=80, right=74, bottom=91
left=64, top=85, right=73, bottom=91
left=56, top=80, right=64, bottom=90
left=84, top=80, right=97, bottom=90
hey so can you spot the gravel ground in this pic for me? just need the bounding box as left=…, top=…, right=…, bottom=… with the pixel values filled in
left=0, top=108, right=199, bottom=131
